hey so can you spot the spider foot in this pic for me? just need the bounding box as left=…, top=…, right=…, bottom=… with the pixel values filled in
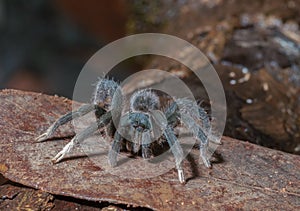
left=52, top=141, right=73, bottom=163
left=108, top=160, right=117, bottom=167
left=178, top=169, right=185, bottom=184
left=35, top=132, right=50, bottom=142
left=210, top=136, right=222, bottom=145
left=202, top=157, right=212, bottom=168
left=108, top=151, right=118, bottom=167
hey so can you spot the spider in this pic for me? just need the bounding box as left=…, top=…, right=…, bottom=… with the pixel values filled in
left=36, top=78, right=220, bottom=183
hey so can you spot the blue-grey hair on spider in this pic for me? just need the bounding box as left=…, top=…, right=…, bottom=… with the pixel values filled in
left=92, top=77, right=120, bottom=111
left=36, top=78, right=221, bottom=184
left=130, top=89, right=160, bottom=112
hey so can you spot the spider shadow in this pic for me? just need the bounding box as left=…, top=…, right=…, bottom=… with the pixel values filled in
left=185, top=149, right=224, bottom=182
left=59, top=151, right=107, bottom=163
left=209, top=150, right=224, bottom=164
left=146, top=141, right=224, bottom=181
left=117, top=155, right=137, bottom=166
left=57, top=147, right=138, bottom=167
left=38, top=135, right=144, bottom=167
left=40, top=135, right=224, bottom=181
left=185, top=153, right=200, bottom=182
left=34, top=135, right=75, bottom=142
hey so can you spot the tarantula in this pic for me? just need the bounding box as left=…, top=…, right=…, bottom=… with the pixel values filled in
left=36, top=78, right=220, bottom=183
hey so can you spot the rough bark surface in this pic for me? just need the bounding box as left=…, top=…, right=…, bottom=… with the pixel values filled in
left=0, top=183, right=54, bottom=210
left=0, top=89, right=299, bottom=210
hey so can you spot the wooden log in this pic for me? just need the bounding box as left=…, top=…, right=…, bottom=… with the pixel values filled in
left=0, top=89, right=299, bottom=210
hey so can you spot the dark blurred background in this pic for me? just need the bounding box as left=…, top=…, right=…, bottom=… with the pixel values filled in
left=0, top=0, right=131, bottom=97
left=1, top=0, right=300, bottom=154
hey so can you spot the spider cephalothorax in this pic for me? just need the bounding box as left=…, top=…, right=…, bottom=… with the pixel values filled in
left=36, top=78, right=220, bottom=183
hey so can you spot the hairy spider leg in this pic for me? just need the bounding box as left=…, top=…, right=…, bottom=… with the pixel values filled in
left=107, top=130, right=122, bottom=167
left=198, top=106, right=222, bottom=145
left=164, top=101, right=179, bottom=126
left=52, top=111, right=112, bottom=163
left=133, top=130, right=142, bottom=153
left=163, top=101, right=186, bottom=183
left=195, top=106, right=222, bottom=166
left=108, top=112, right=186, bottom=183
left=107, top=112, right=131, bottom=167
left=141, top=131, right=152, bottom=159
left=195, top=123, right=211, bottom=168
left=36, top=104, right=98, bottom=142
left=36, top=78, right=120, bottom=143
left=177, top=101, right=213, bottom=168
left=163, top=126, right=185, bottom=183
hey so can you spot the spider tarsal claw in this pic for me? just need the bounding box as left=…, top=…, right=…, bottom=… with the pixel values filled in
left=51, top=155, right=61, bottom=164
left=203, top=159, right=212, bottom=168
left=178, top=169, right=185, bottom=184
left=52, top=151, right=65, bottom=164
left=52, top=141, right=74, bottom=163
left=35, top=133, right=49, bottom=142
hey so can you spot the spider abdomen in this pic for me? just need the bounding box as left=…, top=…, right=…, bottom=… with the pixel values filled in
left=130, top=89, right=160, bottom=112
